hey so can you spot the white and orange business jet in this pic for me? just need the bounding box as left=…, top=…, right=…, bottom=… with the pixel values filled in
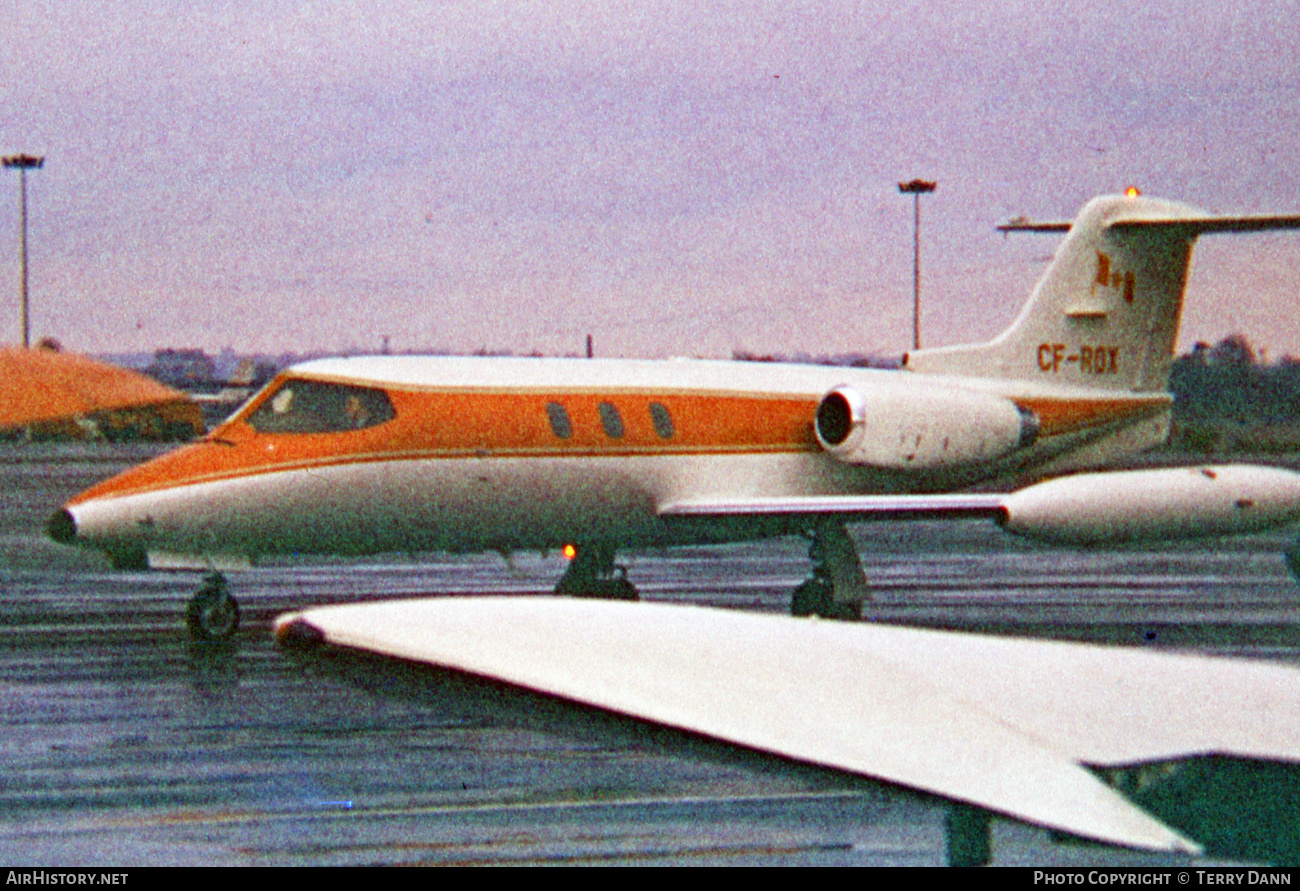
left=47, top=192, right=1300, bottom=640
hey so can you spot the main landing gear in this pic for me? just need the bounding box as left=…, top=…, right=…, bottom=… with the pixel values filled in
left=186, top=572, right=240, bottom=642
left=553, top=543, right=639, bottom=601
left=791, top=521, right=867, bottom=621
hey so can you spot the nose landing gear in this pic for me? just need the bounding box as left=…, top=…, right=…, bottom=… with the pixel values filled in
left=186, top=572, right=240, bottom=641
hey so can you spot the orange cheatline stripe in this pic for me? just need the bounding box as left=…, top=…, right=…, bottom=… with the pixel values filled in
left=1014, top=395, right=1170, bottom=435
left=69, top=387, right=1170, bottom=504
left=72, top=442, right=818, bottom=503
left=69, top=389, right=822, bottom=503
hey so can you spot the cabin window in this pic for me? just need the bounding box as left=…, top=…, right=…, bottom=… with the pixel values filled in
left=245, top=379, right=395, bottom=434
left=598, top=402, right=624, bottom=439
left=648, top=402, right=674, bottom=439
left=546, top=402, right=572, bottom=439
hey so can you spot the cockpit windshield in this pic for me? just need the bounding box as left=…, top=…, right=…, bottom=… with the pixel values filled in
left=244, top=378, right=396, bottom=434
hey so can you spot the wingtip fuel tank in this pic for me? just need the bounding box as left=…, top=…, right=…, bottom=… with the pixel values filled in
left=1001, top=465, right=1300, bottom=545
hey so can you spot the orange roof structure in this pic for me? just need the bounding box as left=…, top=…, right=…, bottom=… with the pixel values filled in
left=0, top=345, right=203, bottom=440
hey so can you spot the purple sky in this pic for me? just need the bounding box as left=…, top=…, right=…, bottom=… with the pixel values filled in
left=2, top=1, right=1299, bottom=359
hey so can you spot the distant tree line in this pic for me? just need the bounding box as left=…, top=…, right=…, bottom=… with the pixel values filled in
left=1169, top=335, right=1300, bottom=453
left=1170, top=335, right=1300, bottom=424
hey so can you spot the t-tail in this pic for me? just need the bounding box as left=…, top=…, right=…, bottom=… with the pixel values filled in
left=904, top=192, right=1300, bottom=392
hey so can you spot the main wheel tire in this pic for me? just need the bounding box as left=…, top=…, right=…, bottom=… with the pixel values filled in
left=791, top=578, right=833, bottom=617
left=602, top=576, right=639, bottom=601
left=567, top=577, right=640, bottom=600
left=186, top=577, right=240, bottom=641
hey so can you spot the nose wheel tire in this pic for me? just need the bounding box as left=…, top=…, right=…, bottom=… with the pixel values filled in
left=791, top=578, right=833, bottom=617
left=186, top=573, right=240, bottom=641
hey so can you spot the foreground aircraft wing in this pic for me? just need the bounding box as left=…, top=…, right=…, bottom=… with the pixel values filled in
left=275, top=598, right=1300, bottom=856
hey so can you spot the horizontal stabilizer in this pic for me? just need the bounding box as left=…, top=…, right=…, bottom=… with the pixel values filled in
left=1115, top=213, right=1300, bottom=234
left=273, top=597, right=1300, bottom=854
left=999, top=211, right=1300, bottom=235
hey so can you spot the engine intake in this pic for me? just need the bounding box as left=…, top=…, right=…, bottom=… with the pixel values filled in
left=814, top=388, right=862, bottom=447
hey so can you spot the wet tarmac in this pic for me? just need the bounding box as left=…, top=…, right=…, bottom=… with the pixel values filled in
left=2, top=442, right=1300, bottom=866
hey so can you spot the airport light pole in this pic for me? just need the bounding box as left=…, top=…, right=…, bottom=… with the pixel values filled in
left=4, top=154, right=44, bottom=349
left=898, top=179, right=936, bottom=351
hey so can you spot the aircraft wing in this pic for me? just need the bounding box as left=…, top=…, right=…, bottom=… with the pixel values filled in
left=275, top=597, right=1300, bottom=855
left=659, top=464, right=1300, bottom=545
left=659, top=493, right=1008, bottom=523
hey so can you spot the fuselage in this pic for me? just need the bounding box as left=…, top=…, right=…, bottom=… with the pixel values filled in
left=54, top=354, right=1170, bottom=566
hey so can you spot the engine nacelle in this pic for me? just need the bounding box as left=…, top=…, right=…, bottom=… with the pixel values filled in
left=815, top=384, right=1038, bottom=471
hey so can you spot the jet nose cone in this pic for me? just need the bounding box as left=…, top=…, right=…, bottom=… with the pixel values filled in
left=47, top=508, right=77, bottom=544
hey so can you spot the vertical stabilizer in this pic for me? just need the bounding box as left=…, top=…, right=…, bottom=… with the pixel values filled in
left=904, top=194, right=1300, bottom=393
